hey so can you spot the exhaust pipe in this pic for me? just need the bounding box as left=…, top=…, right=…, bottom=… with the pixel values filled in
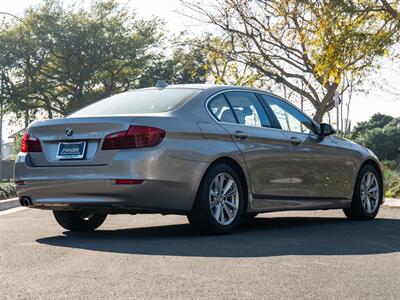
left=19, top=197, right=32, bottom=207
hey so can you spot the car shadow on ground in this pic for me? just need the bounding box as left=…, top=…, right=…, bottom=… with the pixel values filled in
left=36, top=216, right=400, bottom=257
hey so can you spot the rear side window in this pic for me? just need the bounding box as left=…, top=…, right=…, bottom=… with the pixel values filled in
left=70, top=88, right=201, bottom=116
left=208, top=94, right=237, bottom=123
left=224, top=91, right=271, bottom=128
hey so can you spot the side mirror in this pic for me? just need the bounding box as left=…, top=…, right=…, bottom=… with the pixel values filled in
left=319, top=123, right=336, bottom=136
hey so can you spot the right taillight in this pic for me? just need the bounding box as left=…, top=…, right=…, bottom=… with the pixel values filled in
left=102, top=125, right=166, bottom=150
left=21, top=133, right=42, bottom=153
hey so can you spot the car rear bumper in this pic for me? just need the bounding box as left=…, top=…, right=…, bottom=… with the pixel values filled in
left=15, top=151, right=208, bottom=213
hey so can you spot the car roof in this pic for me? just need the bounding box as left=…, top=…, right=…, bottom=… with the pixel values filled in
left=151, top=83, right=273, bottom=94
left=133, top=83, right=286, bottom=105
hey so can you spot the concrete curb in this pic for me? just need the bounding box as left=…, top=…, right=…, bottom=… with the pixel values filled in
left=0, top=198, right=20, bottom=211
left=383, top=198, right=400, bottom=208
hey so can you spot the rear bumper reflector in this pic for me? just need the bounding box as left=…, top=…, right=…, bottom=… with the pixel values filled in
left=115, top=179, right=144, bottom=185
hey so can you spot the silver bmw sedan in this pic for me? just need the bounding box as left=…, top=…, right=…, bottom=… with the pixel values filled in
left=14, top=83, right=383, bottom=234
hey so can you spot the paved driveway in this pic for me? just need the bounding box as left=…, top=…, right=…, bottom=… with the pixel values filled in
left=1, top=207, right=399, bottom=299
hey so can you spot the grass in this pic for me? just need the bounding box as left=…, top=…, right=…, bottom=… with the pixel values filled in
left=381, top=160, right=400, bottom=199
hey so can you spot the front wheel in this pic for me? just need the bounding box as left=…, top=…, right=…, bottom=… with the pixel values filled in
left=188, top=163, right=244, bottom=234
left=343, top=164, right=382, bottom=220
left=53, top=211, right=107, bottom=231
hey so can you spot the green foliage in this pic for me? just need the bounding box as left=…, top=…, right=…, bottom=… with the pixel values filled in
left=138, top=35, right=208, bottom=87
left=387, top=181, right=400, bottom=198
left=349, top=115, right=400, bottom=198
left=354, top=125, right=400, bottom=161
left=0, top=182, right=16, bottom=200
left=0, top=0, right=172, bottom=120
left=381, top=160, right=400, bottom=198
left=13, top=133, right=23, bottom=156
left=351, top=113, right=394, bottom=138
left=2, top=0, right=399, bottom=127
left=351, top=113, right=400, bottom=161
left=183, top=0, right=400, bottom=122
left=0, top=1, right=222, bottom=125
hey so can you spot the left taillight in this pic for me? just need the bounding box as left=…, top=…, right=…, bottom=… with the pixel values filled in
left=21, top=133, right=42, bottom=153
left=102, top=125, right=166, bottom=150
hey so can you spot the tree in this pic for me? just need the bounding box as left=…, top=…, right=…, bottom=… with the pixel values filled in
left=354, top=125, right=400, bottom=160
left=379, top=0, right=400, bottom=22
left=201, top=36, right=270, bottom=87
left=182, top=0, right=399, bottom=122
left=351, top=113, right=400, bottom=160
left=0, top=0, right=164, bottom=119
left=351, top=113, right=394, bottom=138
left=138, top=34, right=267, bottom=87
left=138, top=34, right=209, bottom=86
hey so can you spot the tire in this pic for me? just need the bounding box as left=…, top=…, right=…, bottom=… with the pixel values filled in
left=53, top=211, right=107, bottom=231
left=343, top=164, right=382, bottom=221
left=188, top=163, right=244, bottom=234
left=242, top=212, right=258, bottom=219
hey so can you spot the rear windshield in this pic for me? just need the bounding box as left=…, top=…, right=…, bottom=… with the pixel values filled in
left=70, top=88, right=201, bottom=116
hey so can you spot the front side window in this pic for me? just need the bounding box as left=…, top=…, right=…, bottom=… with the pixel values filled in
left=70, top=88, right=201, bottom=117
left=224, top=91, right=271, bottom=128
left=261, top=95, right=316, bottom=134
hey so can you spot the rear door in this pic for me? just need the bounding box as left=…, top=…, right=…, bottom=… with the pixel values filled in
left=208, top=91, right=292, bottom=200
left=260, top=94, right=354, bottom=199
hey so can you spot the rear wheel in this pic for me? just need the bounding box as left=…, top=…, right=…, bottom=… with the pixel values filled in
left=343, top=164, right=382, bottom=220
left=53, top=211, right=107, bottom=231
left=188, top=163, right=244, bottom=234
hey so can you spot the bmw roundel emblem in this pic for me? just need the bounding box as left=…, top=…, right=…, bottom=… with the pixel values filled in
left=65, top=127, right=73, bottom=137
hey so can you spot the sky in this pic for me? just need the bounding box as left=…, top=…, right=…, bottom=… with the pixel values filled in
left=1, top=0, right=400, bottom=139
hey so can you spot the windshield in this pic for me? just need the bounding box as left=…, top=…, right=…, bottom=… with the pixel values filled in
left=70, top=88, right=201, bottom=116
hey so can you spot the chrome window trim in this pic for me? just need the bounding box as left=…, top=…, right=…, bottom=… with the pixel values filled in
left=204, top=88, right=320, bottom=134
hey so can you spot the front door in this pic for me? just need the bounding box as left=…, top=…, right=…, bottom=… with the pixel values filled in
left=260, top=94, right=354, bottom=201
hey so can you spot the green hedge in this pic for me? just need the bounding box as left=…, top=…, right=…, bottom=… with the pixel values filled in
left=381, top=161, right=400, bottom=198
left=0, top=183, right=17, bottom=200
left=354, top=126, right=400, bottom=161
left=349, top=114, right=400, bottom=198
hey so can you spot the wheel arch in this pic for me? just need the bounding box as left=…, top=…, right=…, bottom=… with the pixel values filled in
left=193, top=156, right=250, bottom=213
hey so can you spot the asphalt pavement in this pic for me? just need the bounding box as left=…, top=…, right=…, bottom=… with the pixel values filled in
left=1, top=207, right=399, bottom=299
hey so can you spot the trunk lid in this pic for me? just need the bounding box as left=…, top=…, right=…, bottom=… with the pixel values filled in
left=27, top=116, right=135, bottom=167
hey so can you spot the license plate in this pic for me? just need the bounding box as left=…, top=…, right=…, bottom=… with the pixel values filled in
left=56, top=142, right=87, bottom=160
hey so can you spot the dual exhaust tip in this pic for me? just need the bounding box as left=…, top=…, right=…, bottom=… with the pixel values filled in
left=19, top=197, right=33, bottom=207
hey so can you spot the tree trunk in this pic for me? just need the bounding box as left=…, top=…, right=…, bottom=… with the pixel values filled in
left=345, top=77, right=353, bottom=135
left=24, top=111, right=30, bottom=128
left=313, top=85, right=338, bottom=123
left=380, top=0, right=399, bottom=19
left=313, top=106, right=326, bottom=123
left=43, top=95, right=53, bottom=119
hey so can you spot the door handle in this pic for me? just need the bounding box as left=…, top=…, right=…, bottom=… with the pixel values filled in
left=234, top=131, right=249, bottom=140
left=290, top=137, right=302, bottom=145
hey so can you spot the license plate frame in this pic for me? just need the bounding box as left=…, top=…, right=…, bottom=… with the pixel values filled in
left=56, top=141, right=87, bottom=160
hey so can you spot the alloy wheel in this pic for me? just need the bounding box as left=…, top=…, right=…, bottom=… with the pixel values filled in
left=209, top=172, right=240, bottom=226
left=360, top=172, right=380, bottom=213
